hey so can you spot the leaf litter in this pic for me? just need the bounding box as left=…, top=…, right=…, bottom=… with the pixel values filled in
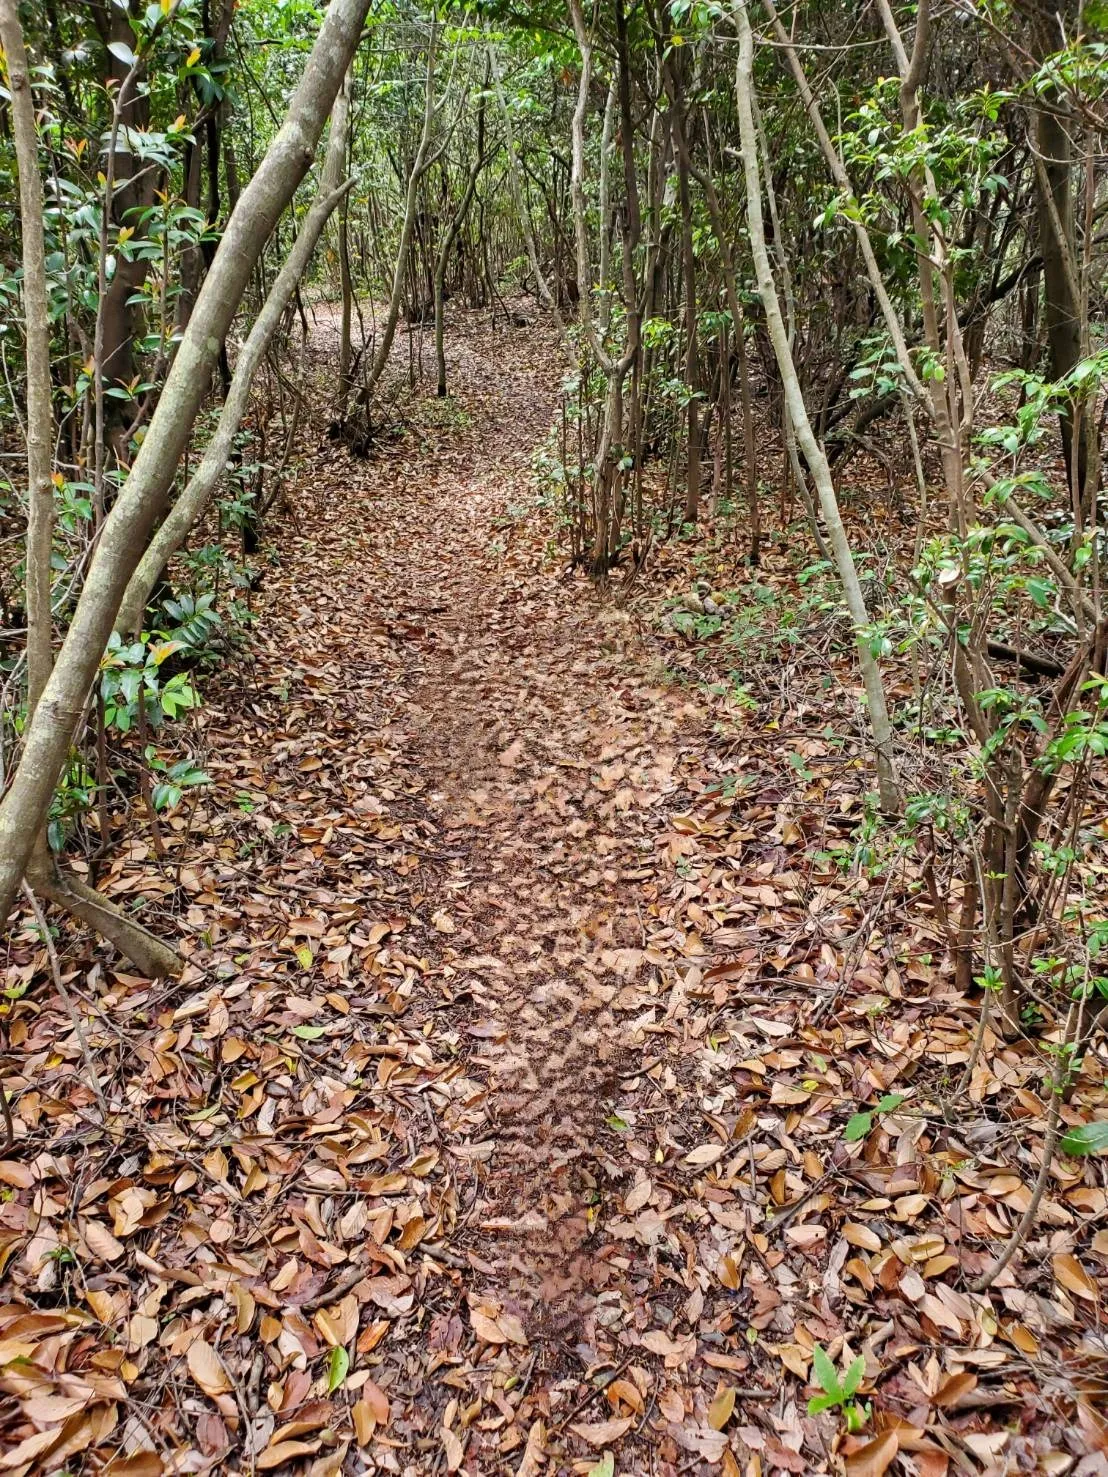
left=1, top=307, right=1107, bottom=1475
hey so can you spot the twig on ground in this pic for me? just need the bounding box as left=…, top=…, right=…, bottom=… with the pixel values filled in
left=972, top=1088, right=1062, bottom=1293
left=553, top=1356, right=633, bottom=1432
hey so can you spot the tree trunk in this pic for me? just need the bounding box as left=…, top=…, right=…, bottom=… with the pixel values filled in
left=362, top=30, right=439, bottom=400
left=0, top=0, right=54, bottom=717
left=669, top=64, right=700, bottom=528
left=119, top=78, right=354, bottom=634
left=435, top=118, right=486, bottom=397
left=338, top=190, right=354, bottom=405
left=735, top=0, right=900, bottom=813
left=0, top=0, right=373, bottom=935
left=1033, top=101, right=1093, bottom=509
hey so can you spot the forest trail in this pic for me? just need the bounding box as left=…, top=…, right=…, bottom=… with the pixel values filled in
left=193, top=309, right=745, bottom=1471
left=292, top=312, right=719, bottom=1305
left=374, top=332, right=699, bottom=1313
left=6, top=311, right=1080, bottom=1477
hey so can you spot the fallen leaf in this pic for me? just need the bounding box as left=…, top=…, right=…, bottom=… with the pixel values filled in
left=844, top=1431, right=898, bottom=1477
left=1054, top=1252, right=1098, bottom=1302
left=186, top=1339, right=231, bottom=1398
left=570, top=1418, right=634, bottom=1446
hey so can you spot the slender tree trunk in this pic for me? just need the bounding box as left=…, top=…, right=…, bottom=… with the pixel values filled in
left=436, top=95, right=487, bottom=397
left=1034, top=100, right=1093, bottom=509
left=735, top=0, right=900, bottom=812
left=339, top=191, right=354, bottom=403
left=118, top=79, right=354, bottom=634
left=0, top=0, right=54, bottom=717
left=566, top=0, right=640, bottom=572
left=0, top=0, right=373, bottom=935
left=668, top=64, right=700, bottom=528
left=177, top=136, right=205, bottom=330
left=363, top=30, right=440, bottom=400
left=736, top=303, right=760, bottom=564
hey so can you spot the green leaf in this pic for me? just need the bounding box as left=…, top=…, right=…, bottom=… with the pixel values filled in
left=841, top=1355, right=866, bottom=1398
left=807, top=1392, right=837, bottom=1416
left=326, top=1346, right=350, bottom=1393
left=108, top=39, right=137, bottom=66
left=843, top=1111, right=873, bottom=1142
left=844, top=1400, right=869, bottom=1433
left=810, top=1344, right=841, bottom=1400
left=588, top=1456, right=615, bottom=1477
left=294, top=943, right=313, bottom=970
left=293, top=1025, right=326, bottom=1040
left=875, top=1093, right=905, bottom=1114
left=1061, top=1121, right=1108, bottom=1156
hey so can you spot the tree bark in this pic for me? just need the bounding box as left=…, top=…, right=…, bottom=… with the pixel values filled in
left=0, top=0, right=372, bottom=934
left=0, top=0, right=54, bottom=717
left=735, top=0, right=900, bottom=813
left=118, top=79, right=354, bottom=634
left=362, top=29, right=439, bottom=401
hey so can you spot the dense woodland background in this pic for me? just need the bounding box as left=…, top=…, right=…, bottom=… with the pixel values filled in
left=3, top=0, right=1108, bottom=1471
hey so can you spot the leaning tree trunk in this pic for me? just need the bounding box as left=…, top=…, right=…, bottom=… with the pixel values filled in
left=118, top=75, right=354, bottom=635
left=735, top=0, right=900, bottom=813
left=0, top=0, right=372, bottom=940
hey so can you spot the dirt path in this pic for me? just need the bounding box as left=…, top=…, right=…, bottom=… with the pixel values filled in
left=232, top=312, right=740, bottom=1470
left=292, top=314, right=707, bottom=1293
left=379, top=339, right=697, bottom=1313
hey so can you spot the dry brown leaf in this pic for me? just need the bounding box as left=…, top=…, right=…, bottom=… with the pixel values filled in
left=570, top=1416, right=635, bottom=1446
left=640, top=1328, right=696, bottom=1365
left=497, top=1310, right=528, bottom=1346
left=624, top=1178, right=652, bottom=1213
left=442, top=1425, right=465, bottom=1472
left=83, top=1221, right=125, bottom=1263
left=606, top=1378, right=644, bottom=1415
left=351, top=1396, right=376, bottom=1448
left=515, top=1419, right=545, bottom=1477
left=126, top=1314, right=158, bottom=1352
left=843, top=1223, right=881, bottom=1252
left=470, top=1308, right=508, bottom=1344
left=22, top=1393, right=91, bottom=1424
left=258, top=1440, right=322, bottom=1469
left=684, top=1142, right=725, bottom=1168
left=0, top=1427, right=63, bottom=1470
left=361, top=1378, right=390, bottom=1425
left=844, top=1431, right=899, bottom=1477
left=1054, top=1253, right=1098, bottom=1302
left=918, top=1293, right=962, bottom=1335
left=102, top=1454, right=165, bottom=1477
left=708, top=1385, right=736, bottom=1430
left=932, top=1372, right=977, bottom=1409
left=186, top=1339, right=231, bottom=1398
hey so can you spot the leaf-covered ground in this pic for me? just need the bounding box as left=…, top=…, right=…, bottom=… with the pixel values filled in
left=2, top=310, right=1107, bottom=1476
